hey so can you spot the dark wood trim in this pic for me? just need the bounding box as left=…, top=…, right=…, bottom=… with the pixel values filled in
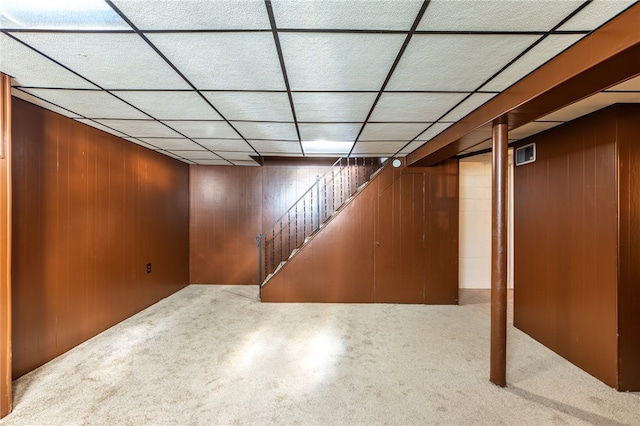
left=407, top=3, right=640, bottom=166
left=0, top=73, right=13, bottom=418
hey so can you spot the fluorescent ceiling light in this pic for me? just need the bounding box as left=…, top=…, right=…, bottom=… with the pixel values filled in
left=302, top=140, right=353, bottom=155
left=0, top=0, right=128, bottom=30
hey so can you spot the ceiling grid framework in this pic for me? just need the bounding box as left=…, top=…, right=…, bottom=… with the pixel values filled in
left=0, top=0, right=637, bottom=165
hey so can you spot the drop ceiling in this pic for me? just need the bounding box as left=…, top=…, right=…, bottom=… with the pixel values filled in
left=1, top=0, right=637, bottom=166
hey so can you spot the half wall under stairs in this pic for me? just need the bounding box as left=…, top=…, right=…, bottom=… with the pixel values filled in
left=261, top=159, right=459, bottom=303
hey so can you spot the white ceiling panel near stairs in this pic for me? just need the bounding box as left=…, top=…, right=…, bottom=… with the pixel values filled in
left=0, top=0, right=637, bottom=165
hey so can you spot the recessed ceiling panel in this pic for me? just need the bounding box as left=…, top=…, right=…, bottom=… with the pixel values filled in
left=351, top=141, right=406, bottom=155
left=418, top=0, right=583, bottom=31
left=169, top=150, right=221, bottom=160
left=123, top=138, right=159, bottom=150
left=0, top=0, right=128, bottom=30
left=293, top=92, right=377, bottom=122
left=148, top=33, right=285, bottom=90
left=138, top=138, right=202, bottom=150
left=249, top=140, right=302, bottom=154
left=280, top=33, right=405, bottom=91
left=440, top=93, right=498, bottom=122
left=21, top=88, right=148, bottom=119
left=1, top=33, right=97, bottom=89
left=114, top=91, right=221, bottom=120
left=412, top=122, right=453, bottom=143
left=192, top=159, right=231, bottom=166
left=231, top=121, right=298, bottom=140
left=203, top=92, right=293, bottom=121
left=12, top=32, right=191, bottom=90
left=163, top=120, right=239, bottom=139
left=271, top=0, right=423, bottom=30
left=483, top=35, right=585, bottom=92
left=398, top=139, right=426, bottom=155
left=75, top=119, right=129, bottom=138
left=301, top=141, right=353, bottom=155
left=216, top=151, right=257, bottom=161
left=386, top=34, right=539, bottom=91
left=94, top=119, right=182, bottom=138
left=298, top=123, right=361, bottom=141
left=509, top=121, right=564, bottom=140
left=230, top=160, right=261, bottom=167
left=111, top=0, right=270, bottom=30
left=605, top=74, right=640, bottom=92
left=11, top=88, right=81, bottom=118
left=194, top=139, right=252, bottom=151
left=539, top=92, right=640, bottom=122
left=371, top=92, right=468, bottom=122
left=559, top=0, right=636, bottom=31
left=359, top=122, right=427, bottom=141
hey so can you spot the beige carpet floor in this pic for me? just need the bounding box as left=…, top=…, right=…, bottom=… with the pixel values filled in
left=2, top=285, right=638, bottom=425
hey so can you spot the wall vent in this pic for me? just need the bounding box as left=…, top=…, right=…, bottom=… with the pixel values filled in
left=515, top=143, right=536, bottom=166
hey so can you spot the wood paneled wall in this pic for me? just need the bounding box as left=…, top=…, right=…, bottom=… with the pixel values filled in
left=0, top=75, right=12, bottom=418
left=261, top=160, right=459, bottom=303
left=514, top=104, right=640, bottom=391
left=190, top=162, right=333, bottom=285
left=616, top=104, right=640, bottom=391
left=11, top=98, right=190, bottom=379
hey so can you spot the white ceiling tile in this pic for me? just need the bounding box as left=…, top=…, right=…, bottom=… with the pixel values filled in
left=230, top=160, right=261, bottom=166
left=203, top=92, right=293, bottom=121
left=192, top=159, right=232, bottom=166
left=351, top=141, right=405, bottom=155
left=293, top=92, right=377, bottom=122
left=605, top=74, right=640, bottom=92
left=301, top=140, right=353, bottom=155
left=159, top=150, right=191, bottom=162
left=440, top=93, right=497, bottom=122
left=216, top=151, right=257, bottom=161
left=138, top=138, right=202, bottom=150
left=114, top=91, right=221, bottom=120
left=249, top=140, right=302, bottom=154
left=194, top=139, right=253, bottom=151
left=298, top=123, right=361, bottom=141
left=11, top=88, right=81, bottom=118
left=231, top=121, right=298, bottom=140
left=483, top=35, right=585, bottom=91
left=399, top=139, right=427, bottom=155
left=75, top=119, right=129, bottom=138
left=1, top=33, right=97, bottom=89
left=280, top=33, right=405, bottom=91
left=94, top=119, right=182, bottom=138
left=539, top=92, right=640, bottom=122
left=414, top=122, right=453, bottom=143
left=359, top=122, right=427, bottom=141
left=387, top=34, right=539, bottom=91
left=124, top=138, right=160, bottom=150
left=20, top=88, right=148, bottom=119
left=371, top=92, right=469, bottom=122
left=12, top=33, right=191, bottom=90
left=148, top=33, right=285, bottom=90
left=509, top=121, right=564, bottom=140
left=170, top=150, right=221, bottom=160
left=111, top=0, right=270, bottom=30
left=163, top=120, right=239, bottom=139
left=0, top=0, right=128, bottom=30
left=271, top=0, right=423, bottom=30
left=418, top=0, right=583, bottom=31
left=558, top=0, right=637, bottom=31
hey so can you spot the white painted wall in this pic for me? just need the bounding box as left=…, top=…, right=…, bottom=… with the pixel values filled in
left=458, top=152, right=513, bottom=289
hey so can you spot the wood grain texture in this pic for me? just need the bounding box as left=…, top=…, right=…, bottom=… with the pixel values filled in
left=0, top=74, right=13, bottom=418
left=11, top=98, right=190, bottom=379
left=616, top=104, right=640, bottom=391
left=261, top=160, right=459, bottom=304
left=513, top=106, right=620, bottom=388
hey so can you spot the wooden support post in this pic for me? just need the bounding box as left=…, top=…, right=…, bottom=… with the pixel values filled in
left=490, top=117, right=508, bottom=387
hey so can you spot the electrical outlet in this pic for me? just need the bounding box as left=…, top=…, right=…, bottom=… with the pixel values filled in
left=146, top=263, right=152, bottom=273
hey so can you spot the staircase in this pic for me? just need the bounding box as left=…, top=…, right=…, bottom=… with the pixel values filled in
left=257, top=157, right=389, bottom=296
